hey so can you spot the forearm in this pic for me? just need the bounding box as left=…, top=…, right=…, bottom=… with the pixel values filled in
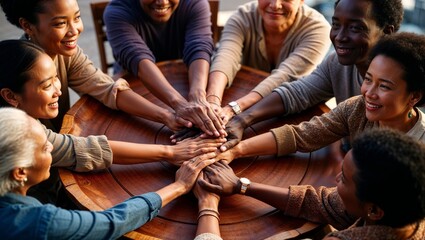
left=245, top=182, right=290, bottom=211
left=232, top=92, right=262, bottom=112
left=188, top=59, right=209, bottom=102
left=206, top=71, right=228, bottom=105
left=237, top=92, right=286, bottom=127
left=116, top=89, right=171, bottom=123
left=137, top=59, right=187, bottom=109
left=196, top=198, right=221, bottom=236
left=109, top=140, right=171, bottom=164
left=233, top=132, right=277, bottom=158
left=156, top=182, right=187, bottom=207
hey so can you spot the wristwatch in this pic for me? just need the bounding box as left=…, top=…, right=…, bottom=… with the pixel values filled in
left=239, top=177, right=251, bottom=195
left=228, top=101, right=241, bottom=115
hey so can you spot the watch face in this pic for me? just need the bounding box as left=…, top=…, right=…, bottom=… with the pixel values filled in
left=240, top=177, right=250, bottom=184
left=229, top=101, right=236, bottom=107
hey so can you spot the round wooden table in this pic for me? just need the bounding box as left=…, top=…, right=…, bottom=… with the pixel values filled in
left=59, top=60, right=343, bottom=239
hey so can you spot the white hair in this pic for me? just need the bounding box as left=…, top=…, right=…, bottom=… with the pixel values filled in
left=0, top=107, right=35, bottom=196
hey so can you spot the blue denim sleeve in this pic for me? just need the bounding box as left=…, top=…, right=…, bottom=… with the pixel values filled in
left=47, top=192, right=162, bottom=239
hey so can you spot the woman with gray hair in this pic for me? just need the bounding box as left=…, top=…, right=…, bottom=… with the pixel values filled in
left=0, top=39, right=223, bottom=208
left=0, top=107, right=216, bottom=239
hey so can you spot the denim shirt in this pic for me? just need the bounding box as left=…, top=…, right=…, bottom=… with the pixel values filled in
left=0, top=192, right=162, bottom=239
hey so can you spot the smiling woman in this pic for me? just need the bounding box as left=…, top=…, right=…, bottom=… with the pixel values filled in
left=0, top=0, right=193, bottom=134
left=0, top=107, right=217, bottom=239
left=212, top=32, right=425, bottom=166
left=0, top=39, right=224, bottom=209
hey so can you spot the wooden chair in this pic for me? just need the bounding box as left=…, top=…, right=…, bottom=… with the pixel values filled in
left=90, top=1, right=113, bottom=73
left=208, top=0, right=221, bottom=44
left=90, top=0, right=221, bottom=73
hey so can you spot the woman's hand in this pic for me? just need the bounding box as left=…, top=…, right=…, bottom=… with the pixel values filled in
left=168, top=136, right=226, bottom=166
left=163, top=110, right=193, bottom=132
left=220, top=105, right=235, bottom=125
left=174, top=99, right=226, bottom=138
left=194, top=172, right=220, bottom=207
left=174, top=153, right=216, bottom=194
left=198, top=161, right=240, bottom=196
left=220, top=116, right=246, bottom=152
left=214, top=147, right=236, bottom=164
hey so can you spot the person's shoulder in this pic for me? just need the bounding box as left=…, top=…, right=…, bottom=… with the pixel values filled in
left=300, top=4, right=327, bottom=19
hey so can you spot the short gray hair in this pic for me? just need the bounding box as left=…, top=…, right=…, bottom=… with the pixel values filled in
left=0, top=108, right=35, bottom=196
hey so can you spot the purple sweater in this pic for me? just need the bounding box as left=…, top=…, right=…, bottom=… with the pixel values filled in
left=104, top=0, right=214, bottom=75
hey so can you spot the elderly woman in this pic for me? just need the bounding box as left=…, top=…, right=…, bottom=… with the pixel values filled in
left=197, top=128, right=425, bottom=239
left=205, top=0, right=331, bottom=122
left=214, top=32, right=425, bottom=163
left=0, top=39, right=224, bottom=207
left=0, top=0, right=225, bottom=137
left=0, top=107, right=215, bottom=239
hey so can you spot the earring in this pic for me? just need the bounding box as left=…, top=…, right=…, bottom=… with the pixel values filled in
left=20, top=177, right=28, bottom=187
left=408, top=109, right=413, bottom=119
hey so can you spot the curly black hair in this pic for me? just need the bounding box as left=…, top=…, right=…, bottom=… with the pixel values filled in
left=352, top=128, right=425, bottom=228
left=0, top=0, right=49, bottom=28
left=369, top=32, right=425, bottom=106
left=335, top=0, right=403, bottom=32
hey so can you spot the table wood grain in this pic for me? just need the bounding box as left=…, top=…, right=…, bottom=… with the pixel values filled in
left=59, top=60, right=343, bottom=239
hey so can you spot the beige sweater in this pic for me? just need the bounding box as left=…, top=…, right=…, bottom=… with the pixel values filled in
left=46, top=45, right=130, bottom=132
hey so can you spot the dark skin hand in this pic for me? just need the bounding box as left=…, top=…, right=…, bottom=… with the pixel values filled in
left=198, top=161, right=240, bottom=196
left=170, top=127, right=204, bottom=143
left=220, top=92, right=285, bottom=151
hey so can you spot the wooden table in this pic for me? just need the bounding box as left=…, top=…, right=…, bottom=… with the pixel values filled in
left=59, top=60, right=343, bottom=239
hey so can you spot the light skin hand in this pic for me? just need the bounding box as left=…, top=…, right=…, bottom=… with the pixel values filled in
left=213, top=147, right=236, bottom=164
left=168, top=136, right=226, bottom=166
left=177, top=99, right=226, bottom=138
left=220, top=105, right=235, bottom=125
left=198, top=161, right=240, bottom=196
